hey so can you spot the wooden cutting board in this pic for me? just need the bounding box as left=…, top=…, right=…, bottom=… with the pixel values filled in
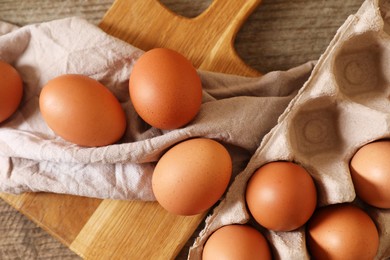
left=0, top=0, right=261, bottom=259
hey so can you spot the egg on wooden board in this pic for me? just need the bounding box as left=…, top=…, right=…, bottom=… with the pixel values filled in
left=202, top=224, right=272, bottom=260
left=307, top=203, right=379, bottom=260
left=0, top=61, right=23, bottom=123
left=129, top=48, right=202, bottom=130
left=152, top=138, right=232, bottom=216
left=350, top=140, right=390, bottom=208
left=39, top=74, right=126, bottom=147
left=245, top=161, right=317, bottom=232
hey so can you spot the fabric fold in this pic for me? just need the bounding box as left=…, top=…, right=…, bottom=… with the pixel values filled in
left=0, top=17, right=314, bottom=200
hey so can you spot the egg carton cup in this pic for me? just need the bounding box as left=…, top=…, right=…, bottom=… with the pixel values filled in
left=189, top=0, right=390, bottom=259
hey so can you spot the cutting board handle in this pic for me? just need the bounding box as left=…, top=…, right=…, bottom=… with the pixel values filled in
left=100, top=0, right=262, bottom=76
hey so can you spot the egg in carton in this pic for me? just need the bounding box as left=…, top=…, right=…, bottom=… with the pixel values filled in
left=189, top=0, right=390, bottom=259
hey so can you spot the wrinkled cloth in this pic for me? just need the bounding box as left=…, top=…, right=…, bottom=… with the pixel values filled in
left=0, top=17, right=314, bottom=200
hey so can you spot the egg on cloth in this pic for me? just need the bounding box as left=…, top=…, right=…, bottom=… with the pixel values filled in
left=152, top=138, right=232, bottom=216
left=0, top=61, right=23, bottom=123
left=39, top=74, right=126, bottom=147
left=129, top=48, right=202, bottom=130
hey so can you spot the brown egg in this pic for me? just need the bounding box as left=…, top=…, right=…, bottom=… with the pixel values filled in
left=152, top=138, right=232, bottom=216
left=129, top=48, right=202, bottom=129
left=0, top=61, right=23, bottom=123
left=245, top=161, right=317, bottom=231
left=202, top=224, right=272, bottom=260
left=350, top=140, right=390, bottom=208
left=307, top=203, right=379, bottom=260
left=39, top=74, right=126, bottom=147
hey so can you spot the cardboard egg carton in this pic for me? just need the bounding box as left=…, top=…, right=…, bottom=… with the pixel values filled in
left=189, top=0, right=390, bottom=259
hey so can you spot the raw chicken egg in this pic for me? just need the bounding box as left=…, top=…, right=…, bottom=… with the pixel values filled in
left=307, top=203, right=379, bottom=260
left=0, top=61, right=23, bottom=123
left=350, top=140, right=390, bottom=208
left=129, top=48, right=202, bottom=129
left=202, top=224, right=272, bottom=260
left=152, top=138, right=232, bottom=216
left=39, top=74, right=126, bottom=147
left=245, top=161, right=317, bottom=231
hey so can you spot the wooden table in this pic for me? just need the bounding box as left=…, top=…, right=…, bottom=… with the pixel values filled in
left=0, top=0, right=364, bottom=259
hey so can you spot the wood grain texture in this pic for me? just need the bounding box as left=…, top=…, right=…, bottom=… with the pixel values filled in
left=0, top=0, right=113, bottom=26
left=71, top=201, right=202, bottom=259
left=0, top=0, right=365, bottom=259
left=0, top=198, right=78, bottom=259
left=100, top=0, right=260, bottom=76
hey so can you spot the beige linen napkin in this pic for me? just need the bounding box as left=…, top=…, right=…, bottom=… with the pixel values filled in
left=0, top=17, right=314, bottom=200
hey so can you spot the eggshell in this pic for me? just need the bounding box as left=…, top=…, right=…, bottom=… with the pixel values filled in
left=245, top=161, right=317, bottom=231
left=202, top=225, right=272, bottom=260
left=350, top=140, right=390, bottom=208
left=129, top=48, right=202, bottom=129
left=152, top=138, right=232, bottom=216
left=0, top=61, right=23, bottom=123
left=39, top=74, right=126, bottom=147
left=307, top=203, right=379, bottom=260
